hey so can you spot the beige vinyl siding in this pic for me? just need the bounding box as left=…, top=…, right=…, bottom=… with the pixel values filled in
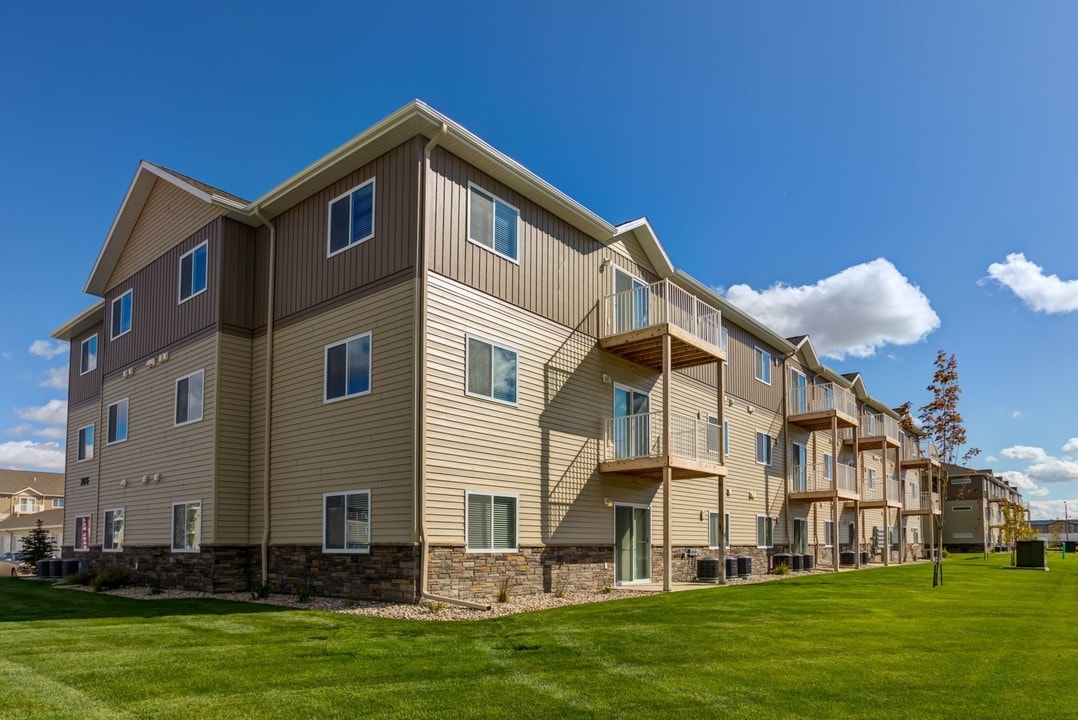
left=107, top=178, right=224, bottom=292
left=64, top=402, right=102, bottom=546
left=214, top=332, right=252, bottom=545
left=95, top=333, right=217, bottom=547
left=254, top=279, right=415, bottom=546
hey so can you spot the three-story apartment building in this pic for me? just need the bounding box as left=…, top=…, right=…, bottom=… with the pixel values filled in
left=54, top=101, right=941, bottom=601
left=943, top=465, right=1026, bottom=551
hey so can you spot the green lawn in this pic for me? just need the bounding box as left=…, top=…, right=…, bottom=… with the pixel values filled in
left=0, top=554, right=1074, bottom=719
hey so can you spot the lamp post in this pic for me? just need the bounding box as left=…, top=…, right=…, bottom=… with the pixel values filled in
left=1064, top=501, right=1069, bottom=560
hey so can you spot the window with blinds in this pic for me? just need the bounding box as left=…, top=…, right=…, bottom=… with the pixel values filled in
left=754, top=346, right=771, bottom=384
left=468, top=184, right=519, bottom=261
left=328, top=178, right=376, bottom=256
left=172, top=501, right=201, bottom=552
left=325, top=332, right=372, bottom=402
left=466, top=492, right=517, bottom=551
left=175, top=370, right=205, bottom=425
left=708, top=511, right=730, bottom=549
left=755, top=432, right=772, bottom=465
left=104, top=508, right=125, bottom=552
left=323, top=490, right=371, bottom=553
left=77, top=424, right=94, bottom=461
left=756, top=515, right=774, bottom=548
left=466, top=336, right=518, bottom=405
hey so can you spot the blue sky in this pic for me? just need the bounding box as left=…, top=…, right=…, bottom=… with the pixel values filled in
left=2, top=2, right=1075, bottom=519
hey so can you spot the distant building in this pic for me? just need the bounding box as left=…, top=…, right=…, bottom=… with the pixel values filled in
left=941, top=465, right=1025, bottom=551
left=1029, top=518, right=1077, bottom=545
left=0, top=469, right=65, bottom=553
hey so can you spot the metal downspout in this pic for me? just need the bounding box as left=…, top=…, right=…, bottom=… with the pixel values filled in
left=253, top=206, right=275, bottom=586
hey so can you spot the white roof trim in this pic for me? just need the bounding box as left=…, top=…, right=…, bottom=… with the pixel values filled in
left=51, top=300, right=105, bottom=341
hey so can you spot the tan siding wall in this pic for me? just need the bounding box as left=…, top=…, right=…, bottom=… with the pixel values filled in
left=102, top=221, right=219, bottom=375
left=63, top=402, right=102, bottom=546
left=253, top=279, right=415, bottom=546
left=95, top=333, right=218, bottom=547
left=716, top=401, right=789, bottom=546
left=68, top=322, right=103, bottom=406
left=215, top=332, right=252, bottom=544
left=272, top=137, right=422, bottom=323
left=107, top=178, right=224, bottom=291
left=428, top=146, right=657, bottom=338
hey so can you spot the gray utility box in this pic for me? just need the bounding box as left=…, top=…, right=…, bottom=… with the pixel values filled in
left=1015, top=540, right=1047, bottom=569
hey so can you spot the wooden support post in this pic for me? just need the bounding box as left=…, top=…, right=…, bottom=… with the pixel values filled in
left=662, top=333, right=672, bottom=592
left=832, top=415, right=839, bottom=572
left=718, top=476, right=726, bottom=584
left=883, top=506, right=890, bottom=567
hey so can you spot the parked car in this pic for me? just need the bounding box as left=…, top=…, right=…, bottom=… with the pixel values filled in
left=0, top=552, right=31, bottom=564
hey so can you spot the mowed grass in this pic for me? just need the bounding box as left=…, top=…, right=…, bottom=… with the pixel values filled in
left=0, top=554, right=1074, bottom=719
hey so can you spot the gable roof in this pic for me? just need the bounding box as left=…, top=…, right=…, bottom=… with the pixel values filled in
left=51, top=300, right=104, bottom=341
left=0, top=470, right=64, bottom=497
left=0, top=508, right=64, bottom=532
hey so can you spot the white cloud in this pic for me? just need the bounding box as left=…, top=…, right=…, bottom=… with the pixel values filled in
left=1000, top=445, right=1049, bottom=463
left=1028, top=499, right=1078, bottom=521
left=1063, top=438, right=1078, bottom=456
left=40, top=366, right=68, bottom=390
left=984, top=253, right=1078, bottom=313
left=28, top=340, right=67, bottom=360
left=1, top=352, right=11, bottom=360
left=1000, top=471, right=1049, bottom=497
left=0, top=440, right=64, bottom=471
left=724, top=258, right=940, bottom=360
left=33, top=427, right=65, bottom=440
left=1011, top=410, right=1022, bottom=419
left=14, top=399, right=67, bottom=426
left=5, top=424, right=31, bottom=437
left=983, top=455, right=998, bottom=463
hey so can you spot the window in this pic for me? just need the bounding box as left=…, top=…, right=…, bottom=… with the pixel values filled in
left=17, top=498, right=36, bottom=513
left=52, top=498, right=64, bottom=508
left=823, top=454, right=833, bottom=480
left=175, top=370, right=205, bottom=425
left=324, top=332, right=372, bottom=402
left=756, top=515, right=774, bottom=548
left=868, top=468, right=877, bottom=489
left=171, top=501, right=201, bottom=552
left=709, top=511, right=730, bottom=549
left=910, top=482, right=919, bottom=499
left=80, top=334, right=98, bottom=374
left=951, top=478, right=971, bottom=485
left=754, top=347, right=771, bottom=385
left=111, top=289, right=132, bottom=339
left=706, top=415, right=720, bottom=454
left=77, top=424, right=94, bottom=461
left=719, top=326, right=729, bottom=352
left=825, top=520, right=835, bottom=547
left=466, top=492, right=518, bottom=551
left=952, top=532, right=974, bottom=540
left=103, top=508, right=124, bottom=552
left=328, top=178, right=376, bottom=256
left=107, top=398, right=129, bottom=444
left=466, top=336, right=518, bottom=405
left=178, top=241, right=208, bottom=302
left=74, top=516, right=91, bottom=551
left=468, top=184, right=519, bottom=261
left=952, top=505, right=973, bottom=512
left=724, top=421, right=730, bottom=456
left=755, top=432, right=773, bottom=465
left=323, top=490, right=371, bottom=553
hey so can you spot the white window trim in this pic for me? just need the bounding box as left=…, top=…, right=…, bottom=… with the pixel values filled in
left=326, top=177, right=377, bottom=258
left=77, top=424, right=94, bottom=462
left=322, top=489, right=372, bottom=554
left=106, top=397, right=129, bottom=446
left=103, top=507, right=125, bottom=553
left=754, top=346, right=772, bottom=385
left=723, top=420, right=730, bottom=456
left=171, top=500, right=202, bottom=553
left=323, top=331, right=374, bottom=404
left=466, top=182, right=521, bottom=264
left=177, top=240, right=209, bottom=305
left=755, top=431, right=773, bottom=466
left=74, top=515, right=91, bottom=552
left=824, top=520, right=835, bottom=548
left=708, top=510, right=731, bottom=550
left=111, top=289, right=133, bottom=340
left=18, top=498, right=37, bottom=512
left=52, top=498, right=64, bottom=508
left=80, top=334, right=98, bottom=375
left=174, top=369, right=205, bottom=427
left=465, top=334, right=520, bottom=407
left=465, top=490, right=520, bottom=553
left=756, top=514, right=775, bottom=549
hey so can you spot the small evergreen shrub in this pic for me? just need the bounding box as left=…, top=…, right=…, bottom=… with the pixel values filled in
left=148, top=576, right=164, bottom=595
left=773, top=563, right=790, bottom=576
left=64, top=570, right=95, bottom=586
left=90, top=566, right=133, bottom=592
left=294, top=584, right=312, bottom=603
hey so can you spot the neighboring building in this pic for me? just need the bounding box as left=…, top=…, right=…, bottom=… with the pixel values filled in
left=52, top=101, right=939, bottom=601
left=1030, top=519, right=1077, bottom=546
left=0, top=469, right=65, bottom=554
left=942, top=465, right=1026, bottom=551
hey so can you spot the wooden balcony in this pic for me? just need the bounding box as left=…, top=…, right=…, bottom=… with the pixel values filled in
left=848, top=413, right=901, bottom=451
left=600, top=411, right=726, bottom=481
left=787, top=383, right=858, bottom=432
left=787, top=462, right=859, bottom=502
left=900, top=440, right=941, bottom=470
left=861, top=478, right=903, bottom=509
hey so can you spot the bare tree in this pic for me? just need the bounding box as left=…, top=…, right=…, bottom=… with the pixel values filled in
left=919, top=351, right=980, bottom=587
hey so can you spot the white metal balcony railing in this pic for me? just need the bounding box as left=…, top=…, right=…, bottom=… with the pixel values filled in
left=787, top=382, right=857, bottom=417
left=602, top=411, right=721, bottom=466
left=602, top=279, right=723, bottom=348
left=860, top=413, right=900, bottom=439
left=788, top=462, right=857, bottom=494
left=902, top=439, right=940, bottom=463
left=905, top=491, right=941, bottom=513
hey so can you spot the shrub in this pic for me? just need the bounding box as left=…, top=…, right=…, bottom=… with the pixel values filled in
left=294, top=584, right=312, bottom=603
left=250, top=579, right=269, bottom=600
left=148, top=576, right=164, bottom=595
left=64, top=570, right=95, bottom=586
left=90, top=566, right=133, bottom=592
left=496, top=579, right=510, bottom=604
left=424, top=600, right=445, bottom=614
left=773, top=563, right=790, bottom=576
left=941, top=549, right=950, bottom=559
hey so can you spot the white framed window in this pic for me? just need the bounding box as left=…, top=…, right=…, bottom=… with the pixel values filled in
left=952, top=505, right=973, bottom=512
left=709, top=511, right=730, bottom=549
left=719, top=325, right=729, bottom=352
left=951, top=478, right=971, bottom=485
left=171, top=501, right=201, bottom=552
left=178, top=241, right=209, bottom=303
left=468, top=183, right=519, bottom=262
left=724, top=421, right=730, bottom=456
left=756, top=515, right=775, bottom=549
left=323, top=490, right=371, bottom=553
left=755, top=432, right=773, bottom=465
left=868, top=468, right=877, bottom=489
left=175, top=370, right=205, bottom=426
left=825, top=520, right=835, bottom=547
left=466, top=335, right=518, bottom=405
left=706, top=415, right=720, bottom=454
left=52, top=498, right=64, bottom=508
left=103, top=508, right=125, bottom=552
left=754, top=346, right=771, bottom=385
left=466, top=491, right=518, bottom=552
left=111, top=289, right=132, bottom=339
left=324, top=332, right=372, bottom=403
left=74, top=515, right=91, bottom=551
left=823, top=454, right=833, bottom=480
left=912, top=527, right=920, bottom=543
left=77, top=424, right=94, bottom=461
left=17, top=497, right=37, bottom=513
left=910, top=482, right=919, bottom=499
left=80, top=334, right=98, bottom=374
left=107, top=398, right=129, bottom=445
left=328, top=178, right=376, bottom=257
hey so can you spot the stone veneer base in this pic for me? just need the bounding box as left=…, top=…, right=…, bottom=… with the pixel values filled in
left=58, top=544, right=254, bottom=592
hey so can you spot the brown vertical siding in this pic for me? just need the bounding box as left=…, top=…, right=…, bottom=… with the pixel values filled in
left=724, top=323, right=783, bottom=412
left=102, top=221, right=219, bottom=375
left=219, top=218, right=261, bottom=332
left=68, top=322, right=104, bottom=405
left=428, top=146, right=656, bottom=338
left=271, top=137, right=422, bottom=323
